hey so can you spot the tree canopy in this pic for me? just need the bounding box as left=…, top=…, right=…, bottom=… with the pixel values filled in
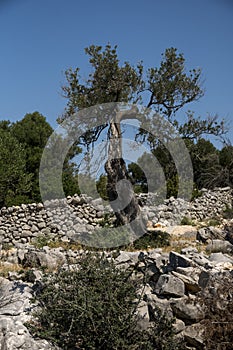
left=0, top=127, right=32, bottom=207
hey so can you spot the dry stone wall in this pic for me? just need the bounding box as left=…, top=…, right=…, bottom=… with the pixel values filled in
left=141, top=186, right=232, bottom=226
left=0, top=187, right=232, bottom=246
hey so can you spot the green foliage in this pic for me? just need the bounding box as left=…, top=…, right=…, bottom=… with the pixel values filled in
left=188, top=138, right=222, bottom=189
left=28, top=253, right=182, bottom=350
left=31, top=233, right=52, bottom=249
left=12, top=112, right=53, bottom=149
left=1, top=242, right=13, bottom=251
left=62, top=165, right=80, bottom=197
left=219, top=145, right=233, bottom=167
left=82, top=226, right=131, bottom=249
left=131, top=230, right=170, bottom=250
left=77, top=173, right=97, bottom=198
left=179, top=111, right=226, bottom=140
left=128, top=151, right=165, bottom=195
left=0, top=128, right=33, bottom=207
left=198, top=272, right=233, bottom=349
left=219, top=145, right=233, bottom=186
left=96, top=174, right=109, bottom=200
left=128, top=161, right=148, bottom=193
left=191, top=186, right=202, bottom=200
left=207, top=218, right=221, bottom=227
left=180, top=216, right=193, bottom=225
left=146, top=48, right=204, bottom=119
left=60, top=44, right=144, bottom=119
left=11, top=112, right=53, bottom=202
left=22, top=269, right=37, bottom=283
left=223, top=205, right=233, bottom=219
left=98, top=212, right=114, bottom=227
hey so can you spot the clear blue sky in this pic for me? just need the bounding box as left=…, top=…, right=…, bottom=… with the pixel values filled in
left=0, top=0, right=233, bottom=145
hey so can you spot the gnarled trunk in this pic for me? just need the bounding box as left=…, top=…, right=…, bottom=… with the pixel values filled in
left=104, top=108, right=142, bottom=228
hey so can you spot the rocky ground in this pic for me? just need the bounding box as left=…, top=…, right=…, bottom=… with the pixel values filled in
left=0, top=188, right=233, bottom=349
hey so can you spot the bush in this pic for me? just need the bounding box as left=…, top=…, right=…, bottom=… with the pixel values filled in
left=180, top=216, right=193, bottom=225
left=223, top=205, right=233, bottom=219
left=83, top=228, right=171, bottom=251
left=198, top=272, right=233, bottom=349
left=27, top=253, right=183, bottom=350
left=31, top=233, right=52, bottom=248
left=131, top=230, right=170, bottom=250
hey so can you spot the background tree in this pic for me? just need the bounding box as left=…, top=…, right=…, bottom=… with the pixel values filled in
left=12, top=112, right=53, bottom=202
left=186, top=138, right=221, bottom=189
left=219, top=144, right=233, bottom=187
left=96, top=174, right=109, bottom=200
left=0, top=128, right=32, bottom=207
left=128, top=161, right=148, bottom=193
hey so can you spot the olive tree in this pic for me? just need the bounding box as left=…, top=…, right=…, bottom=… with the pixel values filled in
left=59, top=44, right=223, bottom=227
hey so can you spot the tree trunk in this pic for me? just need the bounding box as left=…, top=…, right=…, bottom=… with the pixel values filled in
left=104, top=108, right=144, bottom=232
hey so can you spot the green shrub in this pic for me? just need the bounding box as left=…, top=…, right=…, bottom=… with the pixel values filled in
left=191, top=187, right=202, bottom=200
left=180, top=216, right=193, bottom=225
left=223, top=205, right=233, bottom=219
left=1, top=242, right=13, bottom=251
left=83, top=228, right=171, bottom=251
left=131, top=230, right=170, bottom=250
left=98, top=212, right=114, bottom=227
left=27, top=253, right=183, bottom=350
left=31, top=234, right=52, bottom=248
left=83, top=226, right=131, bottom=249
left=198, top=272, right=233, bottom=349
left=207, top=218, right=221, bottom=227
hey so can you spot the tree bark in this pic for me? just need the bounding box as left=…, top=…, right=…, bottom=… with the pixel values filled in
left=104, top=107, right=144, bottom=231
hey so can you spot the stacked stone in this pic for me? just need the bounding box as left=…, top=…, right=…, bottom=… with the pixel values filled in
left=0, top=187, right=232, bottom=246
left=141, top=187, right=232, bottom=226
left=189, top=187, right=232, bottom=220
left=0, top=194, right=111, bottom=245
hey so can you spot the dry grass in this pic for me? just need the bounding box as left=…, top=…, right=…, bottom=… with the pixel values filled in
left=0, top=261, right=24, bottom=278
left=47, top=240, right=83, bottom=251
left=162, top=233, right=207, bottom=254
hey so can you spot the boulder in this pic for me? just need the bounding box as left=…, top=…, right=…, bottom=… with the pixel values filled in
left=169, top=251, right=193, bottom=269
left=206, top=239, right=233, bottom=254
left=197, top=226, right=225, bottom=243
left=135, top=300, right=150, bottom=330
left=155, top=274, right=185, bottom=297
left=171, top=271, right=201, bottom=293
left=145, top=293, right=173, bottom=319
left=181, top=323, right=205, bottom=349
left=208, top=252, right=233, bottom=264
left=171, top=297, right=205, bottom=323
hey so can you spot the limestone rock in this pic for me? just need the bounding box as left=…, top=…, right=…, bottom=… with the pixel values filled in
left=171, top=271, right=201, bottom=293
left=171, top=297, right=205, bottom=323
left=181, top=323, right=205, bottom=349
left=169, top=251, right=193, bottom=269
left=155, top=274, right=185, bottom=297
left=206, top=239, right=233, bottom=254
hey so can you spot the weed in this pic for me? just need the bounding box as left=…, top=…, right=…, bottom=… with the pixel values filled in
left=180, top=216, right=194, bottom=225
left=223, top=205, right=233, bottom=219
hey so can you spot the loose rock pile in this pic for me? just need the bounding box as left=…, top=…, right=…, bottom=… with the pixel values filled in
left=0, top=245, right=233, bottom=349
